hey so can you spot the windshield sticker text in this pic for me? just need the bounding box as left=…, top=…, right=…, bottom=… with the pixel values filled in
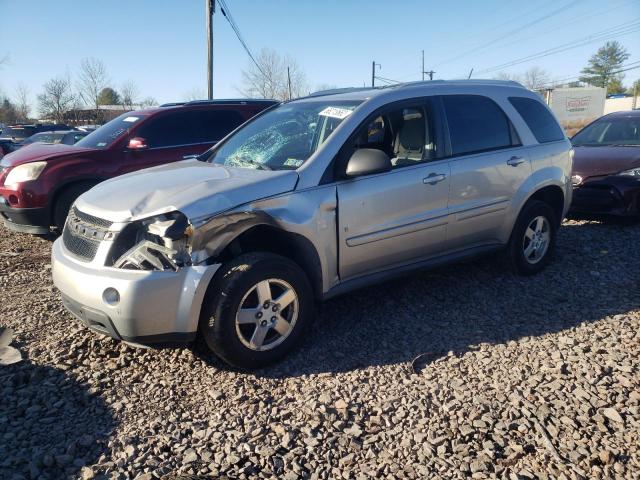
left=319, top=107, right=353, bottom=120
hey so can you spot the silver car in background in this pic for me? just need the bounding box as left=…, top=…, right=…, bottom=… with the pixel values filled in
left=52, top=80, right=572, bottom=368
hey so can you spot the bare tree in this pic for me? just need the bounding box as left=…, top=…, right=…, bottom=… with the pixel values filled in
left=78, top=57, right=108, bottom=121
left=120, top=80, right=140, bottom=109
left=522, top=66, right=550, bottom=91
left=37, top=76, right=75, bottom=123
left=14, top=83, right=30, bottom=121
left=182, top=87, right=206, bottom=101
left=239, top=48, right=307, bottom=101
left=140, top=96, right=158, bottom=108
left=494, top=71, right=522, bottom=83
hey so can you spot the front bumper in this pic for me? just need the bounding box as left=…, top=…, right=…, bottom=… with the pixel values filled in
left=0, top=197, right=50, bottom=234
left=570, top=176, right=640, bottom=217
left=51, top=238, right=219, bottom=346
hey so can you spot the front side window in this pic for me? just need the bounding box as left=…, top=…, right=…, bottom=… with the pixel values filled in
left=351, top=103, right=435, bottom=169
left=76, top=113, right=147, bottom=149
left=136, top=111, right=196, bottom=148
left=207, top=100, right=362, bottom=170
left=571, top=116, right=640, bottom=146
left=509, top=96, right=564, bottom=143
left=443, top=95, right=514, bottom=156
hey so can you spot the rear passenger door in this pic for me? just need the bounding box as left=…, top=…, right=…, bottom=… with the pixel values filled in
left=441, top=95, right=531, bottom=251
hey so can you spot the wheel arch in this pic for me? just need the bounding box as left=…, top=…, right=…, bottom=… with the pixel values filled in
left=526, top=184, right=565, bottom=228
left=208, top=223, right=324, bottom=300
left=48, top=176, right=107, bottom=223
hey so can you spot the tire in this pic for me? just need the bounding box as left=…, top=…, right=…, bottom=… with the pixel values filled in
left=508, top=199, right=557, bottom=276
left=53, top=183, right=95, bottom=232
left=199, top=252, right=314, bottom=369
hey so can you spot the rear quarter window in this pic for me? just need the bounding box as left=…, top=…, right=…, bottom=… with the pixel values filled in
left=509, top=96, right=565, bottom=143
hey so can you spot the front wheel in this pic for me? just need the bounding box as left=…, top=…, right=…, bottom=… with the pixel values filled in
left=508, top=200, right=557, bottom=276
left=199, top=252, right=314, bottom=369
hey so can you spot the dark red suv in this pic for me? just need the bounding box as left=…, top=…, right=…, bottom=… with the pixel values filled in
left=0, top=99, right=277, bottom=234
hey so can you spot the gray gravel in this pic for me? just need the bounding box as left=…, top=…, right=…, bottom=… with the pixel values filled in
left=0, top=219, right=639, bottom=479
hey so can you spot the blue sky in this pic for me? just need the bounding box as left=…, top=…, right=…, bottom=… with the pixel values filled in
left=1, top=0, right=639, bottom=115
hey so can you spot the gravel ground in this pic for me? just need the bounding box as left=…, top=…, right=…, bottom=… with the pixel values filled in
left=0, top=219, right=638, bottom=480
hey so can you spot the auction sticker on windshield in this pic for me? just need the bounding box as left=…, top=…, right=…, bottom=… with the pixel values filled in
left=123, top=116, right=140, bottom=123
left=319, top=107, right=354, bottom=120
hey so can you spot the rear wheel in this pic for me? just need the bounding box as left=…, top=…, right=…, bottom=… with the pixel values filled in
left=199, top=252, right=314, bottom=369
left=508, top=200, right=557, bottom=275
left=53, top=183, right=95, bottom=232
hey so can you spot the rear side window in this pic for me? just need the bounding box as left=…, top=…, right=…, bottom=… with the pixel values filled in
left=442, top=95, right=514, bottom=156
left=509, top=96, right=564, bottom=143
left=193, top=109, right=245, bottom=143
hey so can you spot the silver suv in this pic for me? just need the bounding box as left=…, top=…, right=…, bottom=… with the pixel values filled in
left=52, top=80, right=572, bottom=368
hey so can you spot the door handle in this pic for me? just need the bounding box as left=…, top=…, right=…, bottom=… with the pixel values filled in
left=182, top=154, right=199, bottom=160
left=507, top=156, right=526, bottom=166
left=423, top=173, right=447, bottom=185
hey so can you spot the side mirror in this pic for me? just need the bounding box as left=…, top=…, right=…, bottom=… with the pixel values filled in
left=127, top=137, right=148, bottom=150
left=345, top=148, right=392, bottom=178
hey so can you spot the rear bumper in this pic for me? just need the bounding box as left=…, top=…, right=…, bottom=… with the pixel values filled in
left=570, top=176, right=640, bottom=217
left=0, top=197, right=50, bottom=234
left=51, top=238, right=220, bottom=346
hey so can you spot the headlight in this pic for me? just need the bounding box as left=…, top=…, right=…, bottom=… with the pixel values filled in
left=571, top=175, right=583, bottom=186
left=619, top=167, right=640, bottom=177
left=4, top=161, right=47, bottom=185
left=110, top=211, right=193, bottom=271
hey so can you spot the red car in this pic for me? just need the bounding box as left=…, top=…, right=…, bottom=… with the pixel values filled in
left=570, top=110, right=640, bottom=218
left=0, top=99, right=277, bottom=234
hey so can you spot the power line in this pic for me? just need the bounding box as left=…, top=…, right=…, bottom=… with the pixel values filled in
left=433, top=0, right=582, bottom=68
left=217, top=0, right=267, bottom=78
left=476, top=19, right=640, bottom=74
left=536, top=61, right=640, bottom=89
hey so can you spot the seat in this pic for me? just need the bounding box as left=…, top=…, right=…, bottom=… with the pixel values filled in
left=392, top=109, right=425, bottom=166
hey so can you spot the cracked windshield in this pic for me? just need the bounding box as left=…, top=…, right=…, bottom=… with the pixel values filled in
left=209, top=100, right=362, bottom=170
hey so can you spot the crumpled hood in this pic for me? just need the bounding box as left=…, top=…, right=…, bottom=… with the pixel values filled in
left=75, top=159, right=299, bottom=223
left=572, top=145, right=640, bottom=180
left=0, top=143, right=94, bottom=167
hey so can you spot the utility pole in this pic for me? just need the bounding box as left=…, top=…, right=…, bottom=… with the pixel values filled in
left=287, top=66, right=292, bottom=101
left=371, top=61, right=381, bottom=87
left=421, top=51, right=434, bottom=81
left=206, top=0, right=215, bottom=99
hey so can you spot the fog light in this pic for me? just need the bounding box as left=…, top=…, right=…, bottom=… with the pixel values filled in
left=102, top=287, right=120, bottom=306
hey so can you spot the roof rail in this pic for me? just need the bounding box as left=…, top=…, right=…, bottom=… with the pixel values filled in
left=307, top=87, right=377, bottom=98
left=183, top=98, right=279, bottom=106
left=399, top=79, right=525, bottom=89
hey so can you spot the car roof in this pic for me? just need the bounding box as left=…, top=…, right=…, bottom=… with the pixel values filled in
left=601, top=110, right=640, bottom=119
left=121, top=98, right=278, bottom=117
left=32, top=130, right=78, bottom=135
left=298, top=79, right=528, bottom=103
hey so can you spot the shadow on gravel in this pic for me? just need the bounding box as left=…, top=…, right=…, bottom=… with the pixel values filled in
left=232, top=220, right=639, bottom=378
left=0, top=358, right=116, bottom=479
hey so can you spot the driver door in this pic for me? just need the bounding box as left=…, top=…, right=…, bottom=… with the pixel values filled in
left=336, top=99, right=450, bottom=280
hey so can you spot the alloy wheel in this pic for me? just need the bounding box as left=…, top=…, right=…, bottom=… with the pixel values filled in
left=235, top=278, right=299, bottom=351
left=522, top=215, right=550, bottom=264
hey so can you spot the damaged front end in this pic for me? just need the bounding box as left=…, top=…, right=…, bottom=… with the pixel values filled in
left=108, top=211, right=194, bottom=271
left=571, top=175, right=640, bottom=217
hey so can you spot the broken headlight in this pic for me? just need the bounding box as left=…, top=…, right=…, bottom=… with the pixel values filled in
left=109, top=212, right=193, bottom=271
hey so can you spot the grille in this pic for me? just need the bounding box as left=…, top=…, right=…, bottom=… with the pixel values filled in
left=72, top=207, right=113, bottom=229
left=63, top=226, right=100, bottom=261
